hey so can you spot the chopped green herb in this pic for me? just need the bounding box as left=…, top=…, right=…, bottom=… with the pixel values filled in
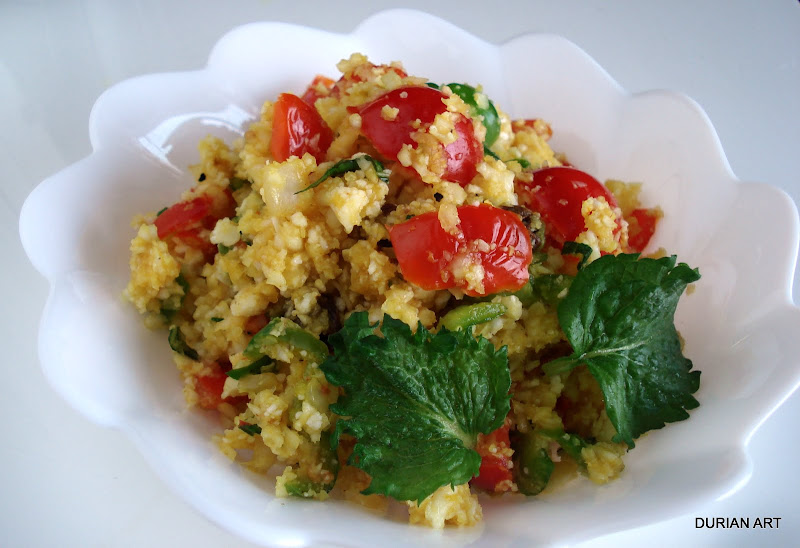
left=483, top=145, right=500, bottom=160
left=168, top=326, right=199, bottom=360
left=321, top=312, right=511, bottom=503
left=156, top=206, right=168, bottom=217
left=160, top=273, right=189, bottom=322
left=507, top=157, right=531, bottom=168
left=562, top=241, right=593, bottom=270
left=225, top=355, right=274, bottom=380
left=543, top=254, right=701, bottom=448
left=238, top=423, right=262, bottom=436
left=229, top=176, right=248, bottom=191
left=295, top=154, right=389, bottom=194
left=210, top=317, right=223, bottom=323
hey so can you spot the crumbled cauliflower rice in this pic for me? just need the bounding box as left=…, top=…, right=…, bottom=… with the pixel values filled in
left=124, top=53, right=656, bottom=528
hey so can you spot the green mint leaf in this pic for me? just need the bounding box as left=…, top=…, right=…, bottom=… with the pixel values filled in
left=321, top=312, right=511, bottom=503
left=295, top=154, right=389, bottom=194
left=544, top=254, right=701, bottom=448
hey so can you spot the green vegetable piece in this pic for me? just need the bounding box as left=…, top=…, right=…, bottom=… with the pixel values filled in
left=510, top=274, right=573, bottom=307
left=238, top=423, right=262, bottom=436
left=512, top=432, right=554, bottom=496
left=538, top=429, right=589, bottom=469
left=168, top=326, right=199, bottom=360
left=446, top=83, right=501, bottom=147
left=244, top=317, right=329, bottom=363
left=321, top=312, right=511, bottom=503
left=210, top=317, right=223, bottom=323
left=284, top=476, right=318, bottom=497
left=156, top=206, right=168, bottom=216
left=217, top=243, right=232, bottom=256
left=284, top=431, right=339, bottom=496
left=440, top=302, right=507, bottom=331
left=562, top=241, right=593, bottom=270
left=160, top=273, right=189, bottom=321
left=229, top=176, right=249, bottom=191
left=543, top=254, right=701, bottom=448
left=425, top=82, right=440, bottom=89
left=295, top=154, right=389, bottom=194
left=225, top=355, right=274, bottom=380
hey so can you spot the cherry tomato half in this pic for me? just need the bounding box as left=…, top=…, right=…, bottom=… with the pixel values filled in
left=271, top=93, right=333, bottom=163
left=471, top=424, right=513, bottom=492
left=388, top=204, right=532, bottom=296
left=356, top=86, right=482, bottom=186
left=518, top=166, right=620, bottom=247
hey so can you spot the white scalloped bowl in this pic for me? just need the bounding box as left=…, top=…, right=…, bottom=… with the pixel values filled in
left=18, top=9, right=800, bottom=548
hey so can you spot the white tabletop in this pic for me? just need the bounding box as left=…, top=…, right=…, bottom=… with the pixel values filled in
left=3, top=1, right=798, bottom=546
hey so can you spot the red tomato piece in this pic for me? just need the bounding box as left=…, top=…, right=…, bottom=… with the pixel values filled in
left=471, top=424, right=513, bottom=492
left=244, top=314, right=268, bottom=335
left=388, top=204, right=532, bottom=296
left=171, top=227, right=217, bottom=261
left=519, top=166, right=620, bottom=247
left=444, top=116, right=484, bottom=185
left=270, top=93, right=333, bottom=163
left=356, top=86, right=482, bottom=186
left=301, top=75, right=335, bottom=105
left=627, top=208, right=659, bottom=252
left=195, top=364, right=228, bottom=410
left=154, top=195, right=212, bottom=239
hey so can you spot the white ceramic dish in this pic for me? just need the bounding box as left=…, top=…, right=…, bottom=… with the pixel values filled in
left=19, top=8, right=800, bottom=547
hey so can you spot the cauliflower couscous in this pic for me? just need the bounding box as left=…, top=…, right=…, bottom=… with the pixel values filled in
left=125, top=54, right=700, bottom=528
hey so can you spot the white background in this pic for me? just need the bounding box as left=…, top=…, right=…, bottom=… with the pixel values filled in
left=2, top=1, right=798, bottom=546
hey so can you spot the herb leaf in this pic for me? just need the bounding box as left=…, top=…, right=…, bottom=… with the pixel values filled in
left=238, top=423, right=262, bottom=436
left=321, top=312, right=511, bottom=503
left=225, top=355, right=274, bottom=380
left=295, top=154, right=389, bottom=194
left=543, top=254, right=701, bottom=447
left=562, top=241, right=593, bottom=270
left=168, top=326, right=199, bottom=360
